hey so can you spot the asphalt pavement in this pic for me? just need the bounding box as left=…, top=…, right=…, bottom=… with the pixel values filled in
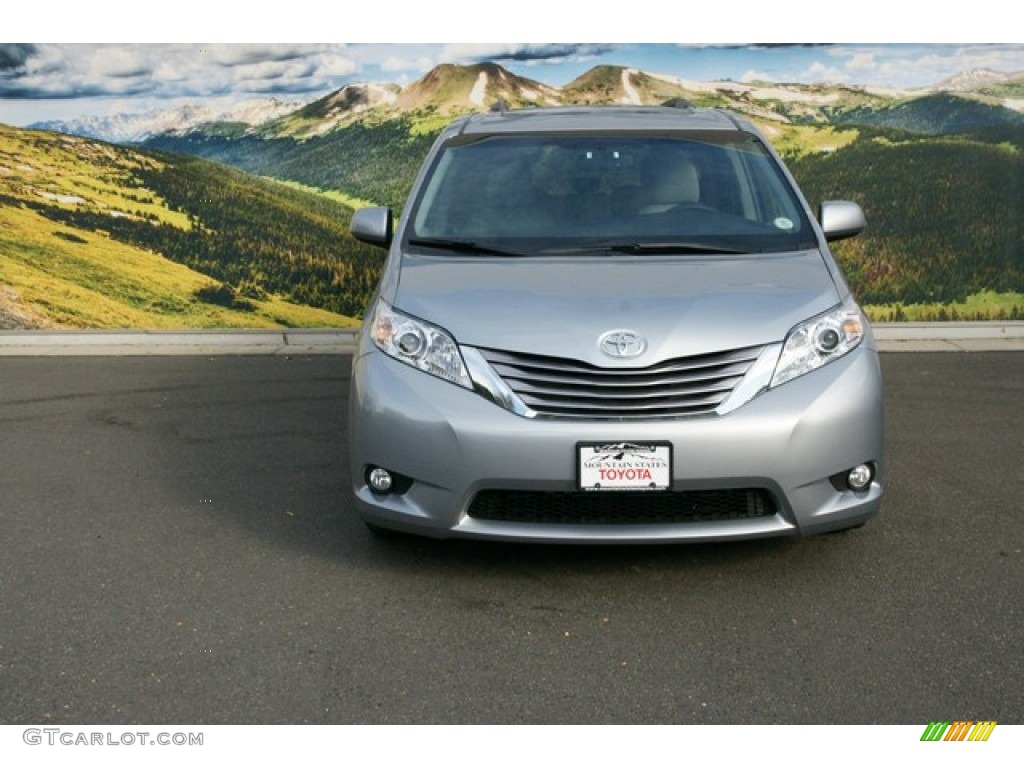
left=0, top=347, right=1021, bottom=725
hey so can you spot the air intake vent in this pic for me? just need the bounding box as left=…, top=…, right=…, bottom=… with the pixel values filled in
left=469, top=489, right=778, bottom=525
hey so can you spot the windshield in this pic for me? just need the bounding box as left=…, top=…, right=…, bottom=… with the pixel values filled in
left=408, top=132, right=817, bottom=255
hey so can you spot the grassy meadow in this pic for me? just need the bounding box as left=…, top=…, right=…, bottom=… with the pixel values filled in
left=0, top=125, right=361, bottom=329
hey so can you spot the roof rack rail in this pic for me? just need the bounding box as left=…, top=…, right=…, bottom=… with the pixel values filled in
left=661, top=98, right=695, bottom=110
left=489, top=99, right=509, bottom=114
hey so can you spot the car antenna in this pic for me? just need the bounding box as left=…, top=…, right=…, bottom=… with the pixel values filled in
left=661, top=97, right=695, bottom=110
left=489, top=99, right=509, bottom=114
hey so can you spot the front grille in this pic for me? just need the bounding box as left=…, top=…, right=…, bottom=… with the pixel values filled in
left=478, top=345, right=762, bottom=419
left=468, top=489, right=777, bottom=526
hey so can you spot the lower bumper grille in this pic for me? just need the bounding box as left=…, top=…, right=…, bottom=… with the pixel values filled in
left=468, top=489, right=778, bottom=526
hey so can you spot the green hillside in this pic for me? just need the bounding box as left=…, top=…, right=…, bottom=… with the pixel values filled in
left=979, top=74, right=1024, bottom=100
left=788, top=131, right=1023, bottom=310
left=147, top=116, right=437, bottom=212
left=833, top=92, right=1024, bottom=135
left=0, top=125, right=371, bottom=328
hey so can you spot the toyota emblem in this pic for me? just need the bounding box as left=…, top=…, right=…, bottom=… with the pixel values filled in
left=599, top=330, right=647, bottom=359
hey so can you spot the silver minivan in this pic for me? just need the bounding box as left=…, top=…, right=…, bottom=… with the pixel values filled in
left=348, top=103, right=883, bottom=543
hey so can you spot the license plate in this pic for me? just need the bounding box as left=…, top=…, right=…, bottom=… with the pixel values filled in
left=578, top=442, right=671, bottom=491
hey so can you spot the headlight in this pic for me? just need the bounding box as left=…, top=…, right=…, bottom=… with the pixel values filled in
left=370, top=300, right=472, bottom=389
left=771, top=302, right=865, bottom=387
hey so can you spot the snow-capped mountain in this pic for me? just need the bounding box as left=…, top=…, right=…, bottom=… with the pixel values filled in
left=31, top=97, right=302, bottom=143
left=393, top=62, right=561, bottom=112
left=28, top=62, right=1024, bottom=145
left=934, top=68, right=1014, bottom=92
left=257, top=82, right=402, bottom=138
left=237, top=64, right=562, bottom=139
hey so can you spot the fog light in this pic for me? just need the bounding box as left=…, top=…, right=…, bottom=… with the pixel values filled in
left=847, top=464, right=874, bottom=491
left=368, top=467, right=394, bottom=493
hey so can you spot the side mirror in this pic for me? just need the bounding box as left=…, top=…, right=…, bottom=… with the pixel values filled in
left=350, top=206, right=393, bottom=248
left=819, top=201, right=866, bottom=242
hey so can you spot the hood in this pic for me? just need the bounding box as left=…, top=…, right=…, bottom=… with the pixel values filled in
left=391, top=251, right=840, bottom=365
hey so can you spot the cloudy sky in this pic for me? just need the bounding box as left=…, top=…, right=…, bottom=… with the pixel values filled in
left=2, top=3, right=1021, bottom=126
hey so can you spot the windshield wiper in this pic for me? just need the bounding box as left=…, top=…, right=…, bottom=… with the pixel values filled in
left=407, top=237, right=528, bottom=258
left=605, top=241, right=750, bottom=255
left=541, top=241, right=750, bottom=256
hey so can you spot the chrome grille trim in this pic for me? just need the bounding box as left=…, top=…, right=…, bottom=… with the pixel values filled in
left=476, top=345, right=764, bottom=419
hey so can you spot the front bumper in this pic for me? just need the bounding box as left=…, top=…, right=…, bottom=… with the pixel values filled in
left=348, top=343, right=884, bottom=543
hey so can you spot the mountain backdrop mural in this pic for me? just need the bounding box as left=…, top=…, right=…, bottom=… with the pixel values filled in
left=1, top=45, right=1022, bottom=328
